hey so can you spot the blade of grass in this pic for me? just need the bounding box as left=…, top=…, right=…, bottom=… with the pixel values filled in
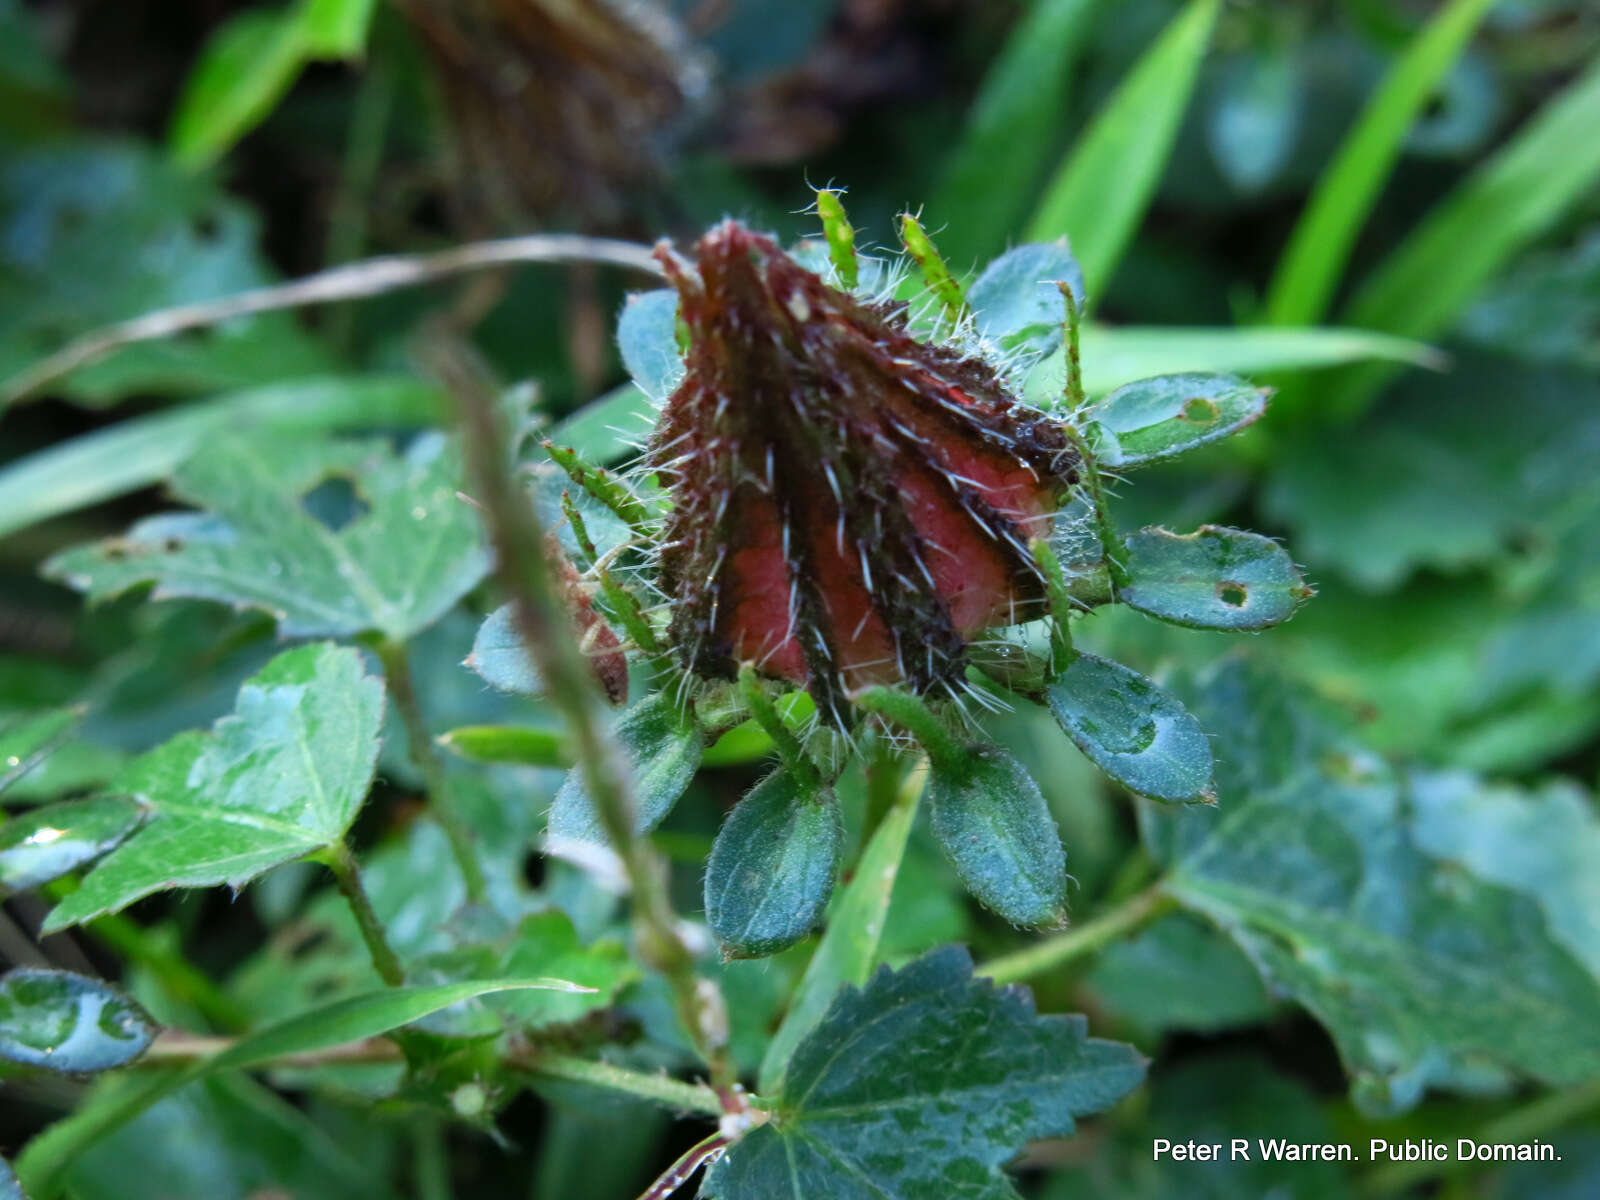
left=1330, top=53, right=1600, bottom=417
left=930, top=0, right=1104, bottom=268
left=1024, top=0, right=1219, bottom=297
left=1262, top=0, right=1496, bottom=327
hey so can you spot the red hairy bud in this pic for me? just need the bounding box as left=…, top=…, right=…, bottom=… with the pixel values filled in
left=651, top=220, right=1077, bottom=724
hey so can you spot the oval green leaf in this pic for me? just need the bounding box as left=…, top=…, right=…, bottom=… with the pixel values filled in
left=546, top=693, right=701, bottom=845
left=0, top=796, right=145, bottom=891
left=705, top=769, right=843, bottom=959
left=437, top=725, right=568, bottom=768
left=616, top=289, right=683, bottom=403
left=927, top=743, right=1066, bottom=928
left=1120, top=525, right=1312, bottom=631
left=466, top=603, right=542, bottom=695
left=0, top=969, right=156, bottom=1074
left=968, top=241, right=1085, bottom=366
left=1046, top=654, right=1214, bottom=802
left=1086, top=373, right=1269, bottom=467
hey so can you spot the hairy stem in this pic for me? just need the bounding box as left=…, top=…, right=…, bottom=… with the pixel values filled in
left=980, top=882, right=1176, bottom=985
left=853, top=687, right=961, bottom=768
left=435, top=331, right=737, bottom=1097
left=524, top=1052, right=725, bottom=1118
left=738, top=665, right=819, bottom=792
left=376, top=638, right=487, bottom=903
left=321, top=843, right=405, bottom=988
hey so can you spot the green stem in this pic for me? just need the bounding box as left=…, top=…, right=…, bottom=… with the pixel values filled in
left=1364, top=1077, right=1600, bottom=1197
left=1029, top=537, right=1078, bottom=668
left=980, top=883, right=1176, bottom=985
left=1059, top=283, right=1086, bottom=411
left=376, top=638, right=487, bottom=904
left=525, top=1052, right=725, bottom=1118
left=738, top=665, right=819, bottom=791
left=440, top=335, right=737, bottom=1097
left=413, top=1119, right=453, bottom=1200
left=322, top=843, right=405, bottom=987
left=560, top=490, right=598, bottom=568
left=853, top=687, right=961, bottom=768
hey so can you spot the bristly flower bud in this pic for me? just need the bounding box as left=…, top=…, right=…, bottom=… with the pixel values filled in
left=650, top=220, right=1078, bottom=726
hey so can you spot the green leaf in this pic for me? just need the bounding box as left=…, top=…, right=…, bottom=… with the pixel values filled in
left=45, top=433, right=489, bottom=642
left=1083, top=373, right=1269, bottom=467
left=1151, top=658, right=1600, bottom=1113
left=1047, top=653, right=1214, bottom=802
left=1459, top=229, right=1600, bottom=369
left=41, top=643, right=383, bottom=932
left=545, top=693, right=701, bottom=845
left=616, top=289, right=683, bottom=404
left=0, top=968, right=156, bottom=1073
left=706, top=947, right=1145, bottom=1199
left=1344, top=54, right=1600, bottom=347
left=168, top=8, right=306, bottom=170
left=968, top=241, right=1085, bottom=367
left=929, top=0, right=1103, bottom=268
left=62, top=1074, right=400, bottom=1200
left=437, top=724, right=568, bottom=768
left=465, top=604, right=542, bottom=695
left=757, top=762, right=921, bottom=1094
left=14, top=977, right=581, bottom=1198
left=1025, top=0, right=1219, bottom=294
left=705, top=769, right=843, bottom=959
left=1262, top=0, right=1498, bottom=326
left=926, top=743, right=1067, bottom=927
left=0, top=140, right=331, bottom=407
left=546, top=383, right=655, bottom=465
left=169, top=0, right=377, bottom=169
left=1120, top=526, right=1310, bottom=630
left=0, top=796, right=144, bottom=891
left=490, top=911, right=637, bottom=1029
left=1086, top=913, right=1275, bottom=1037
left=0, top=707, right=78, bottom=796
left=1050, top=324, right=1443, bottom=397
left=0, top=376, right=443, bottom=542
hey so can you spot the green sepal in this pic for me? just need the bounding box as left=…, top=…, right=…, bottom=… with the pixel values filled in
left=1120, top=525, right=1313, bottom=630
left=1047, top=653, right=1214, bottom=803
left=704, top=768, right=843, bottom=959
left=926, top=742, right=1067, bottom=928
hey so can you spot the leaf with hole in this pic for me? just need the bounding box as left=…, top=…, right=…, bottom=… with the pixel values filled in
left=0, top=968, right=156, bottom=1074
left=927, top=743, right=1066, bottom=928
left=1084, top=373, right=1269, bottom=467
left=41, top=643, right=383, bottom=932
left=0, top=795, right=144, bottom=891
left=705, top=768, right=843, bottom=959
left=545, top=693, right=701, bottom=846
left=1120, top=526, right=1311, bottom=630
left=704, top=946, right=1145, bottom=1198
left=44, top=432, right=488, bottom=642
left=1047, top=654, right=1213, bottom=802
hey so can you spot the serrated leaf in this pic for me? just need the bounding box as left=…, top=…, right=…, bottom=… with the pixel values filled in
left=465, top=603, right=542, bottom=695
left=0, top=796, right=144, bottom=891
left=1047, top=654, right=1214, bottom=802
left=0, top=968, right=156, bottom=1073
left=41, top=644, right=383, bottom=932
left=705, top=946, right=1145, bottom=1199
left=1085, top=913, right=1274, bottom=1037
left=705, top=769, right=843, bottom=959
left=1151, top=658, right=1600, bottom=1114
left=616, top=289, right=684, bottom=403
left=1120, top=526, right=1310, bottom=630
left=546, top=693, right=700, bottom=845
left=968, top=241, right=1085, bottom=367
left=757, top=762, right=921, bottom=1094
left=437, top=725, right=568, bottom=768
left=490, top=911, right=637, bottom=1029
left=1085, top=373, right=1268, bottom=467
left=927, top=743, right=1066, bottom=927
left=45, top=433, right=488, bottom=642
left=0, top=707, right=78, bottom=796
left=0, top=140, right=330, bottom=407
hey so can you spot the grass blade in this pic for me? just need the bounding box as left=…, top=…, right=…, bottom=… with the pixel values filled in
left=929, top=0, right=1104, bottom=268
left=1024, top=0, right=1219, bottom=297
left=1262, top=0, right=1496, bottom=327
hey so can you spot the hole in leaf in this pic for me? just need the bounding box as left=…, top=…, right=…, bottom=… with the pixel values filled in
left=193, top=214, right=222, bottom=241
left=300, top=476, right=370, bottom=532
left=1218, top=582, right=1248, bottom=607
left=103, top=544, right=128, bottom=561
left=521, top=852, right=546, bottom=889
left=1180, top=397, right=1219, bottom=424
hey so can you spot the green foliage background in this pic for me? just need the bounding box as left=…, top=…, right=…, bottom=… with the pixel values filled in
left=1, top=0, right=1598, bottom=1197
